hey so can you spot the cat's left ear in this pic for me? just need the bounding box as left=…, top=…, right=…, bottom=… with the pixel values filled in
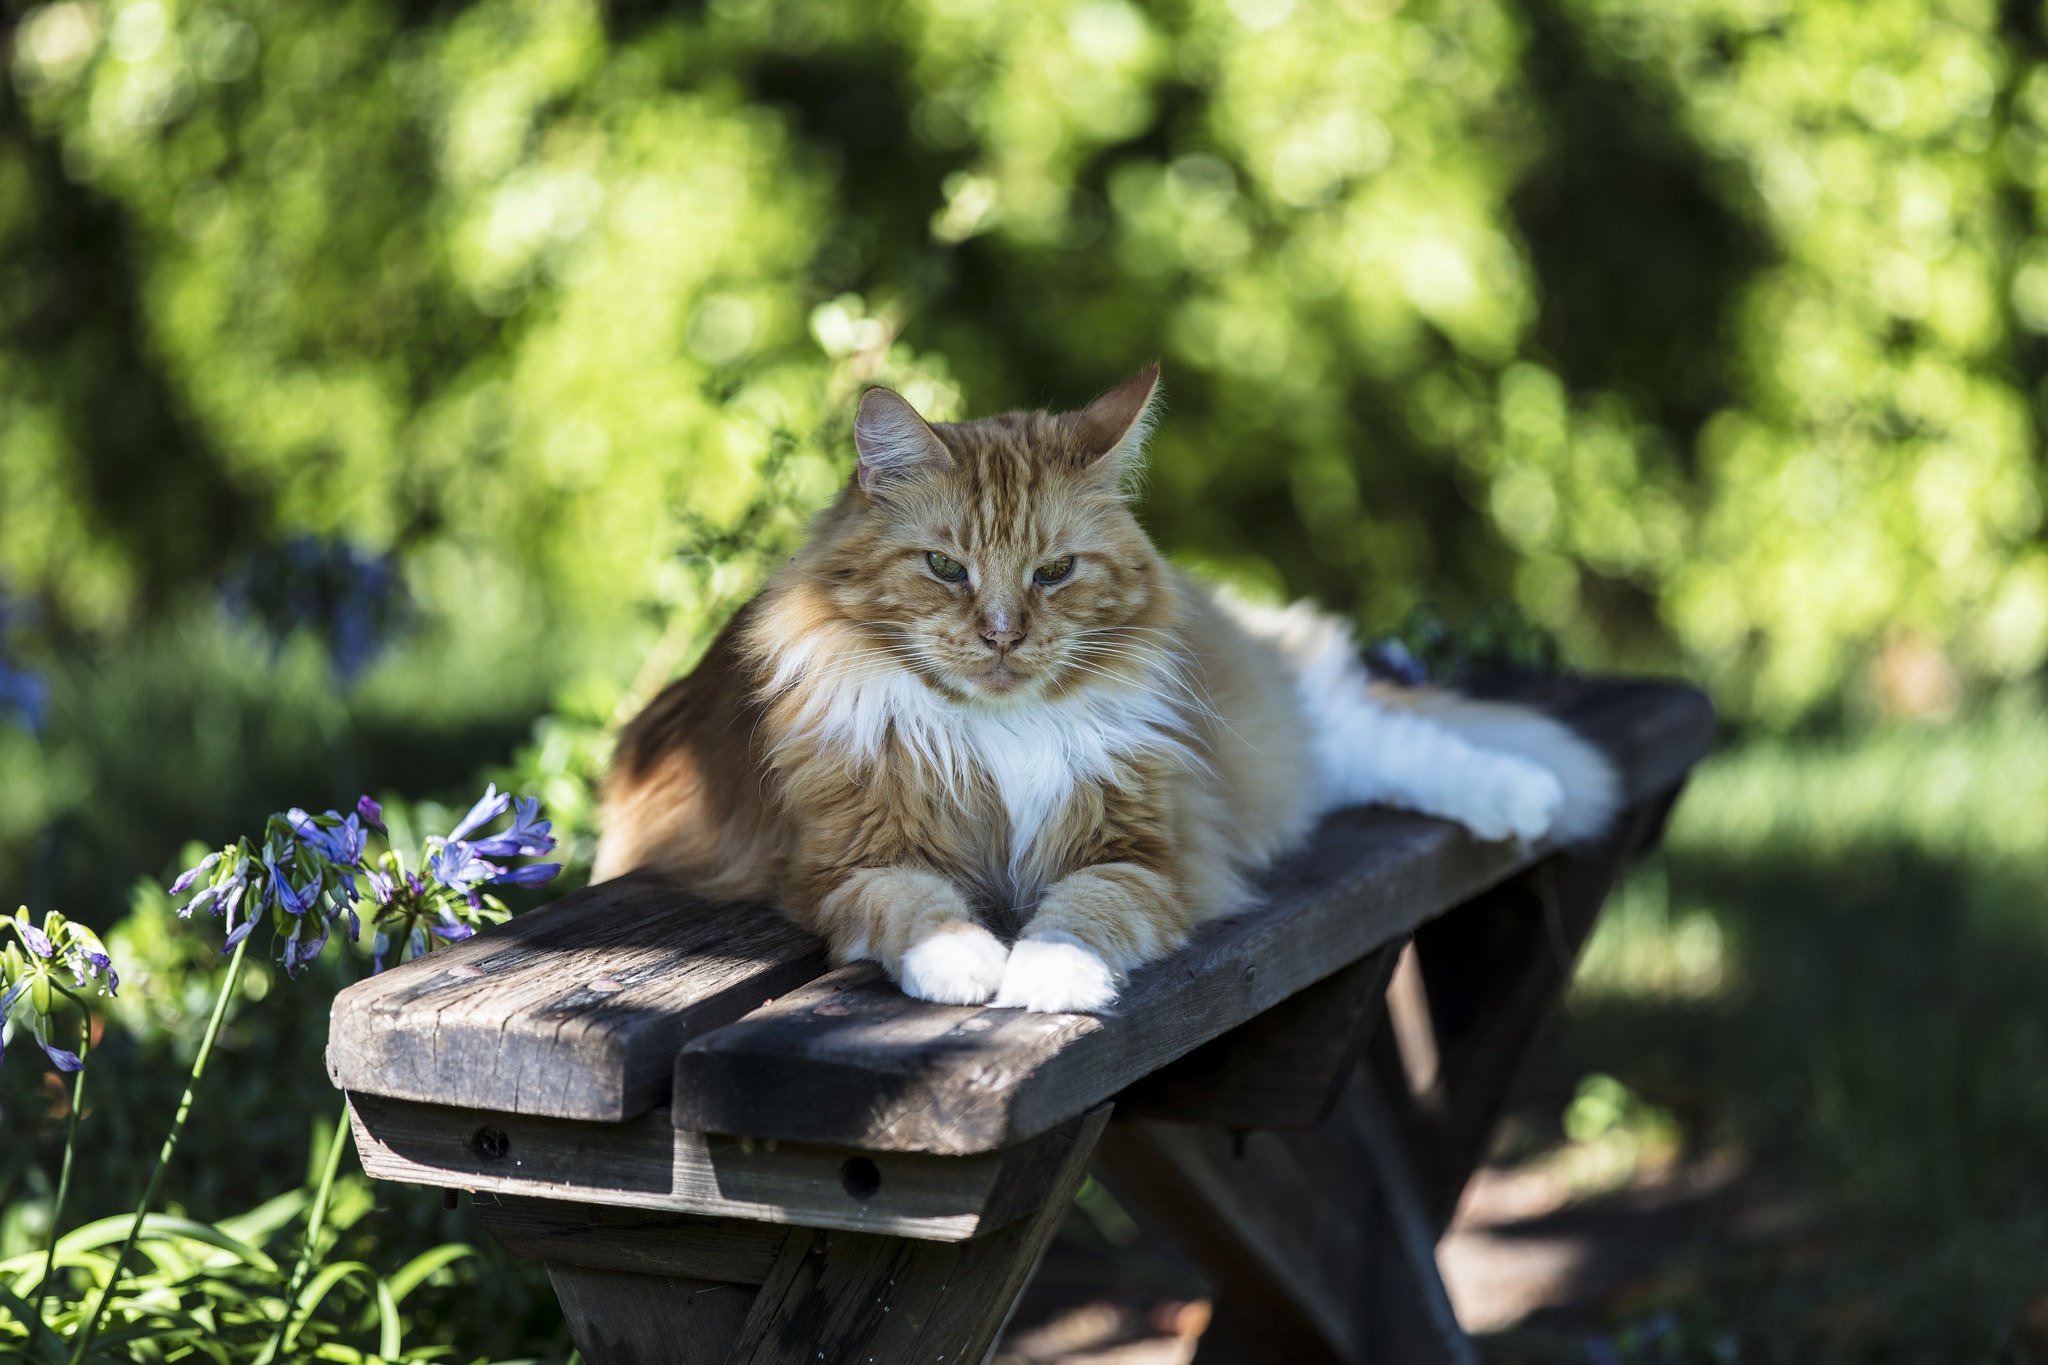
left=854, top=386, right=953, bottom=496
left=1066, top=362, right=1162, bottom=490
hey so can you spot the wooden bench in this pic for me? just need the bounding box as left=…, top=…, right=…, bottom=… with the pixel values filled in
left=327, top=677, right=1712, bottom=1364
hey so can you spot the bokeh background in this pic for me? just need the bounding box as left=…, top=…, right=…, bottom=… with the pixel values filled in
left=3, top=0, right=2048, bottom=1358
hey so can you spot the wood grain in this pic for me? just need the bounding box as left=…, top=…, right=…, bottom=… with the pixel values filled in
left=546, top=1265, right=758, bottom=1365
left=723, top=1107, right=1110, bottom=1365
left=1113, top=943, right=1399, bottom=1131
left=346, top=1090, right=1085, bottom=1241
left=326, top=871, right=828, bottom=1121
left=473, top=1193, right=787, bottom=1284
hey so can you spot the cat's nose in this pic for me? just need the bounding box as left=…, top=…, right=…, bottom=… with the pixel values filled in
left=980, top=625, right=1025, bottom=654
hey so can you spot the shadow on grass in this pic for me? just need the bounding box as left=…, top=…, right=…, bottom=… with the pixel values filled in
left=1496, top=839, right=2048, bottom=1361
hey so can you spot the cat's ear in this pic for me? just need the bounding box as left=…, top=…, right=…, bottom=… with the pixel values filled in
left=1066, top=362, right=1162, bottom=489
left=853, top=386, right=952, bottom=495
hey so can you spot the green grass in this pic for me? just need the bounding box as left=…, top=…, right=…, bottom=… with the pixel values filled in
left=1514, top=697, right=2048, bottom=1361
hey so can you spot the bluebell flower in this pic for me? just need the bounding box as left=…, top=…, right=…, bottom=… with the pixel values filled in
left=0, top=658, right=44, bottom=735
left=168, top=852, right=222, bottom=896
left=0, top=977, right=25, bottom=1069
left=3, top=908, right=114, bottom=1072
left=427, top=841, right=493, bottom=896
left=223, top=536, right=408, bottom=683
left=19, top=920, right=53, bottom=959
left=470, top=796, right=556, bottom=860
left=491, top=862, right=563, bottom=887
left=446, top=785, right=512, bottom=843
left=429, top=910, right=475, bottom=942
left=357, top=795, right=386, bottom=833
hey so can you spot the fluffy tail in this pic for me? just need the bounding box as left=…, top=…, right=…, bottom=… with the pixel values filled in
left=1372, top=688, right=1620, bottom=844
left=1220, top=596, right=1620, bottom=845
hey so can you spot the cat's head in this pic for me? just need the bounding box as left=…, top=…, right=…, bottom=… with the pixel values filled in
left=806, top=364, right=1177, bottom=703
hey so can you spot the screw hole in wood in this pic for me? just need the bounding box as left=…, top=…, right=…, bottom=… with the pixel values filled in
left=839, top=1156, right=881, bottom=1201
left=471, top=1126, right=511, bottom=1162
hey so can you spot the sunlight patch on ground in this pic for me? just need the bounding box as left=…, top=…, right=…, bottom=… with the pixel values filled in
left=1668, top=695, right=2048, bottom=867
left=1572, top=860, right=1733, bottom=1004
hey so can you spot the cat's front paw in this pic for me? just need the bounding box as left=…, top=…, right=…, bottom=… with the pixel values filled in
left=993, top=933, right=1118, bottom=1013
left=899, top=925, right=1009, bottom=1005
left=1461, top=758, right=1564, bottom=842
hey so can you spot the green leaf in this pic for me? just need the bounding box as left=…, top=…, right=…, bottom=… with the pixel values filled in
left=383, top=1244, right=476, bottom=1306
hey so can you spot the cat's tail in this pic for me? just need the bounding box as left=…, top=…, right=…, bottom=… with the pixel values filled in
left=1218, top=595, right=1620, bottom=845
left=1367, top=686, right=1620, bottom=844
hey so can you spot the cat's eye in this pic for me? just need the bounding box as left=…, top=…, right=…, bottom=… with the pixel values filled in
left=1034, top=556, right=1076, bottom=585
left=926, top=552, right=968, bottom=582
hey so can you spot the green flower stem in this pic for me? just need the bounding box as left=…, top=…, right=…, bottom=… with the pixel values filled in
left=256, top=1103, right=353, bottom=1364
left=69, top=936, right=248, bottom=1365
left=36, top=988, right=90, bottom=1321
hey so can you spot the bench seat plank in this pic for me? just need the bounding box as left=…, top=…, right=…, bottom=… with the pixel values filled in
left=671, top=680, right=1710, bottom=1155
left=326, top=876, right=829, bottom=1121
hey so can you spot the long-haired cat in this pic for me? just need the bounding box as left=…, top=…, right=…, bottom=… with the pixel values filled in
left=592, top=366, right=1616, bottom=1013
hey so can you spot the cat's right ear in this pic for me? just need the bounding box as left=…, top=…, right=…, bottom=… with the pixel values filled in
left=853, top=387, right=952, bottom=495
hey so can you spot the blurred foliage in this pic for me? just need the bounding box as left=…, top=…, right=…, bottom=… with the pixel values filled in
left=4, top=0, right=2048, bottom=731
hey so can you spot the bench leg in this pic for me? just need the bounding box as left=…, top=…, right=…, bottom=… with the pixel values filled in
left=474, top=1106, right=1108, bottom=1365
left=546, top=1266, right=757, bottom=1365
left=1102, top=1058, right=1476, bottom=1365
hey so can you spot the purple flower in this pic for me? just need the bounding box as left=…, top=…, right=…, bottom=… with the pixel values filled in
left=282, top=919, right=329, bottom=978
left=32, top=1016, right=80, bottom=1072
left=218, top=879, right=246, bottom=935
left=427, top=841, right=494, bottom=895
left=429, top=910, right=476, bottom=942
left=169, top=852, right=223, bottom=896
left=491, top=862, right=561, bottom=888
left=364, top=869, right=395, bottom=905
left=0, top=978, right=25, bottom=1067
left=470, top=796, right=556, bottom=860
left=287, top=809, right=366, bottom=868
left=357, top=795, right=386, bottom=833
left=447, top=785, right=511, bottom=843
left=19, top=922, right=52, bottom=959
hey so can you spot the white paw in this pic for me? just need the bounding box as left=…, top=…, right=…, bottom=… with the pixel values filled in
left=993, top=933, right=1118, bottom=1013
left=899, top=926, right=1009, bottom=1005
left=1459, top=758, right=1564, bottom=842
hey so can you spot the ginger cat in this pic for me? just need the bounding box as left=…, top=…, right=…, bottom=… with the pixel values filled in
left=593, top=366, right=1616, bottom=1013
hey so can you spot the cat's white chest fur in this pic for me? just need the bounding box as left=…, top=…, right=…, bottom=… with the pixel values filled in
left=772, top=646, right=1187, bottom=886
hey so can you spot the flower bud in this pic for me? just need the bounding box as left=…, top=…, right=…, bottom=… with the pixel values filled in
left=30, top=972, right=50, bottom=1016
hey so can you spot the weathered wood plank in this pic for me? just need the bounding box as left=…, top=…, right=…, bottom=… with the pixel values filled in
left=1114, top=943, right=1399, bottom=1131
left=473, top=1194, right=787, bottom=1283
left=546, top=1265, right=757, bottom=1365
left=326, top=872, right=828, bottom=1122
left=347, top=1092, right=1095, bottom=1241
left=722, top=1107, right=1110, bottom=1365
left=671, top=674, right=1709, bottom=1156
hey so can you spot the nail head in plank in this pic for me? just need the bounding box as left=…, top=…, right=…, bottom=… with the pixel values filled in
left=326, top=871, right=829, bottom=1121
